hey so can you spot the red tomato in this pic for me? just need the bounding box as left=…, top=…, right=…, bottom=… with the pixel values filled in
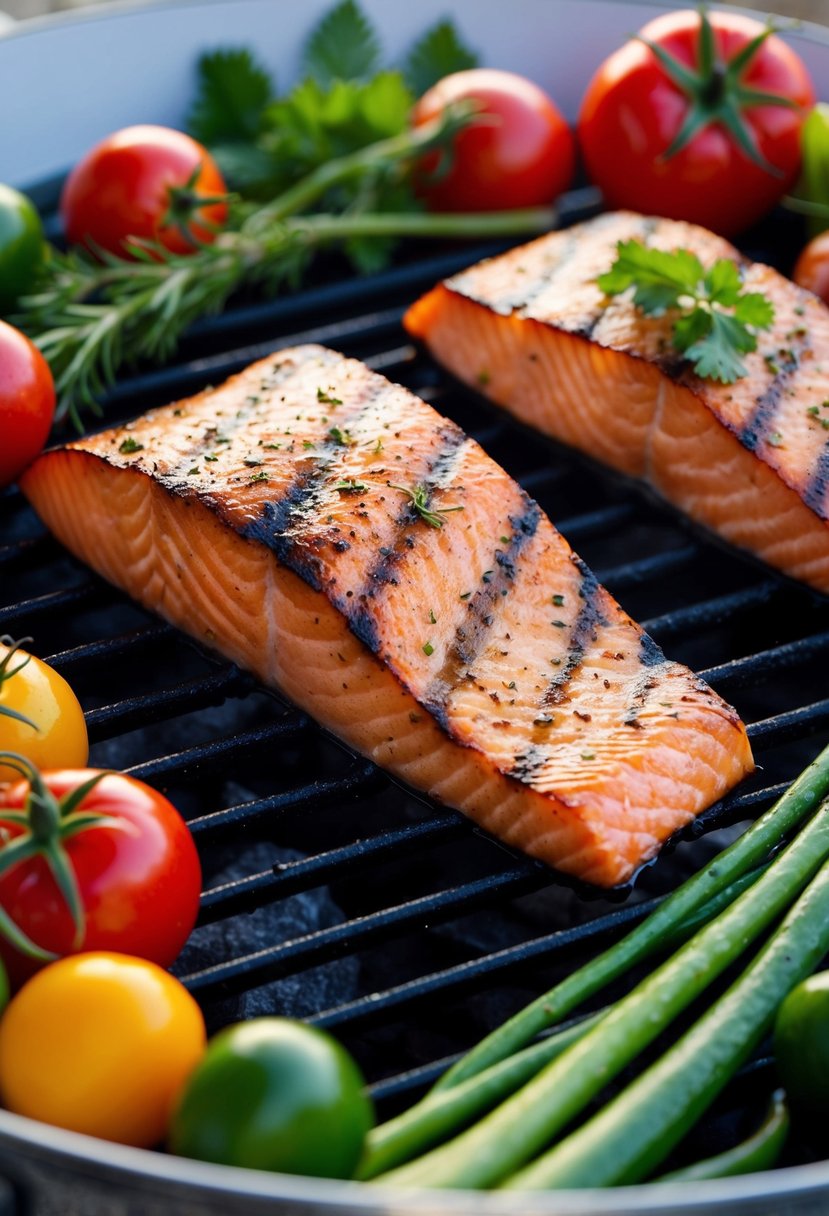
left=578, top=9, right=815, bottom=236
left=0, top=320, right=55, bottom=488
left=0, top=766, right=201, bottom=987
left=794, top=231, right=829, bottom=306
left=60, top=125, right=228, bottom=257
left=412, top=69, right=575, bottom=212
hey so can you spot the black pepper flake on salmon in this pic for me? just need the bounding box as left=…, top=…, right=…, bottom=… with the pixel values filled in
left=20, top=343, right=753, bottom=888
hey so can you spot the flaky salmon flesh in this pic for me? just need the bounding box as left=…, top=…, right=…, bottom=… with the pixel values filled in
left=20, top=346, right=753, bottom=887
left=405, top=211, right=829, bottom=596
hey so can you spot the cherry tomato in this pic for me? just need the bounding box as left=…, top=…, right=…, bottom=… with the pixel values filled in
left=0, top=638, right=88, bottom=785
left=794, top=231, right=829, bottom=306
left=774, top=971, right=829, bottom=1113
left=578, top=9, right=815, bottom=236
left=170, top=1018, right=374, bottom=1177
left=0, top=320, right=55, bottom=489
left=0, top=952, right=205, bottom=1146
left=60, top=125, right=228, bottom=257
left=412, top=69, right=575, bottom=212
left=0, top=184, right=44, bottom=314
left=0, top=764, right=201, bottom=987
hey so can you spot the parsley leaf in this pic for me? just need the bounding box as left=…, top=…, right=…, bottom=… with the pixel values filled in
left=188, top=48, right=274, bottom=145
left=303, top=0, right=381, bottom=85
left=599, top=240, right=775, bottom=384
left=403, top=19, right=478, bottom=95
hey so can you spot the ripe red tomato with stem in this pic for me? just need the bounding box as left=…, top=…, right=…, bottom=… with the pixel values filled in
left=0, top=320, right=55, bottom=489
left=0, top=756, right=201, bottom=988
left=60, top=125, right=229, bottom=257
left=578, top=9, right=815, bottom=237
left=412, top=69, right=575, bottom=213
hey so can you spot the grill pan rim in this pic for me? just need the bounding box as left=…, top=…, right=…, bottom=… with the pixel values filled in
left=3, top=1106, right=829, bottom=1216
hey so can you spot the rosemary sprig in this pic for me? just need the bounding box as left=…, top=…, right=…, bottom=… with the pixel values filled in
left=18, top=105, right=555, bottom=431
left=388, top=482, right=464, bottom=528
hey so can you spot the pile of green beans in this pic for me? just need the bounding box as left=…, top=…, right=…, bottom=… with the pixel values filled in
left=361, top=742, right=829, bottom=1190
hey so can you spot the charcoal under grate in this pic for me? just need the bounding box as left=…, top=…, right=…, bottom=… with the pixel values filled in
left=2, top=191, right=829, bottom=1179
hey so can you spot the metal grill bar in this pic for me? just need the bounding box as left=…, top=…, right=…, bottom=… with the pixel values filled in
left=183, top=868, right=549, bottom=1000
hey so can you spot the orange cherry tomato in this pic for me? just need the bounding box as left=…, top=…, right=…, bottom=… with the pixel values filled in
left=0, top=952, right=206, bottom=1147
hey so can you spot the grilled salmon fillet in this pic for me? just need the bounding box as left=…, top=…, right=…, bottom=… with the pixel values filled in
left=405, top=211, right=829, bottom=595
left=20, top=345, right=752, bottom=886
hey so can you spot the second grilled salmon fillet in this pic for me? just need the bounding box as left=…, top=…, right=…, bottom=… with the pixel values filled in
left=405, top=211, right=829, bottom=595
left=20, top=346, right=752, bottom=887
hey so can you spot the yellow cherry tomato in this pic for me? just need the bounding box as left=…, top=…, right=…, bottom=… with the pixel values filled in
left=0, top=952, right=206, bottom=1147
left=0, top=638, right=88, bottom=783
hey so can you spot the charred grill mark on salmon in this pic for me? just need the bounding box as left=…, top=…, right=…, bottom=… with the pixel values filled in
left=542, top=565, right=605, bottom=709
left=739, top=337, right=808, bottom=453
left=405, top=210, right=829, bottom=597
left=20, top=344, right=754, bottom=888
left=422, top=497, right=542, bottom=728
left=804, top=440, right=829, bottom=519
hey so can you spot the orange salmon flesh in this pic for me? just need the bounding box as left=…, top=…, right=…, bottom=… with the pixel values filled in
left=20, top=345, right=753, bottom=887
left=404, top=211, right=829, bottom=596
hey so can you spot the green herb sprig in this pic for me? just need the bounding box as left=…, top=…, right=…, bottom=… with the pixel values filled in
left=598, top=239, right=775, bottom=384
left=388, top=482, right=464, bottom=529
left=20, top=106, right=553, bottom=430
left=17, top=1, right=558, bottom=429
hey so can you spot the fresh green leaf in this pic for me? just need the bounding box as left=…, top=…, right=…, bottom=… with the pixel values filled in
left=303, top=0, right=381, bottom=85
left=403, top=19, right=478, bottom=96
left=597, top=241, right=704, bottom=315
left=684, top=311, right=755, bottom=383
left=188, top=48, right=274, bottom=145
left=672, top=307, right=712, bottom=353
left=733, top=291, right=775, bottom=329
left=600, top=240, right=774, bottom=384
left=704, top=258, right=742, bottom=307
left=208, top=142, right=284, bottom=197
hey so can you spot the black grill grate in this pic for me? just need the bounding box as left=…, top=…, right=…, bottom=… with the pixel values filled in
left=2, top=193, right=829, bottom=1167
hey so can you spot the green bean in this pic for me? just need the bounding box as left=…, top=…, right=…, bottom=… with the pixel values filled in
left=358, top=1012, right=604, bottom=1180
left=432, top=745, right=829, bottom=1095
left=373, top=796, right=829, bottom=1189
left=654, top=1090, right=789, bottom=1183
left=505, top=863, right=829, bottom=1191
left=360, top=866, right=763, bottom=1179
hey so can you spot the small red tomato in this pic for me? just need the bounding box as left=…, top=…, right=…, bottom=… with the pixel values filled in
left=0, top=320, right=55, bottom=488
left=60, top=124, right=228, bottom=257
left=578, top=9, right=815, bottom=236
left=0, top=762, right=201, bottom=988
left=794, top=231, right=829, bottom=306
left=412, top=69, right=575, bottom=213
